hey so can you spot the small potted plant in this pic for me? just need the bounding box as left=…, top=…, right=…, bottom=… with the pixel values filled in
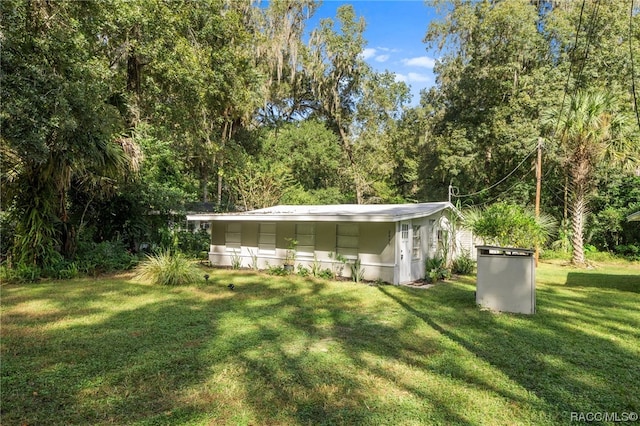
left=283, top=238, right=298, bottom=272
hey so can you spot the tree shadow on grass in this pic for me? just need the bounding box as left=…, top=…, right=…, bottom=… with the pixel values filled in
left=376, top=282, right=640, bottom=424
left=565, top=272, right=640, bottom=293
left=4, top=270, right=639, bottom=425
left=1, top=274, right=491, bottom=425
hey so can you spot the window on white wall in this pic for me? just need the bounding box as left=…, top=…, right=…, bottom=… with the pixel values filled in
left=337, top=224, right=359, bottom=258
left=412, top=225, right=421, bottom=259
left=226, top=223, right=241, bottom=251
left=401, top=223, right=409, bottom=240
left=259, top=222, right=276, bottom=254
left=295, top=223, right=315, bottom=256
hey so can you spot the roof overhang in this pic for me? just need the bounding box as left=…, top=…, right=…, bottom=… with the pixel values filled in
left=187, top=202, right=456, bottom=223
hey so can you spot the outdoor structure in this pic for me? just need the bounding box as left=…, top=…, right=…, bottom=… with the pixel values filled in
left=628, top=211, right=640, bottom=222
left=475, top=246, right=536, bottom=315
left=187, top=202, right=462, bottom=284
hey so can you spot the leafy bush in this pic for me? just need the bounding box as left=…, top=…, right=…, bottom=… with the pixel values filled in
left=615, top=244, right=640, bottom=260
left=328, top=252, right=347, bottom=279
left=297, top=264, right=311, bottom=277
left=451, top=251, right=475, bottom=275
left=317, top=268, right=334, bottom=280
left=42, top=259, right=80, bottom=280
left=0, top=263, right=41, bottom=283
left=424, top=250, right=453, bottom=283
left=135, top=250, right=201, bottom=286
left=75, top=240, right=137, bottom=274
left=463, top=202, right=556, bottom=249
left=425, top=255, right=450, bottom=283
left=0, top=211, right=16, bottom=263
left=176, top=229, right=210, bottom=258
left=266, top=265, right=289, bottom=276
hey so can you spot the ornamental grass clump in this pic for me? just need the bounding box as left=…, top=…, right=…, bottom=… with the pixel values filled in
left=135, top=250, right=201, bottom=286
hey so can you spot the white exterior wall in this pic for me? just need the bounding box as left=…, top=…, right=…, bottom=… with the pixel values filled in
left=206, top=210, right=460, bottom=284
left=208, top=220, right=397, bottom=283
left=456, top=228, right=484, bottom=260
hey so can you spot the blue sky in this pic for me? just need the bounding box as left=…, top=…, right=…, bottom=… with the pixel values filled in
left=310, top=1, right=442, bottom=105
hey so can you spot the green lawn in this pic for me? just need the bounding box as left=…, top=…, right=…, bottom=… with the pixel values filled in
left=1, top=261, right=639, bottom=425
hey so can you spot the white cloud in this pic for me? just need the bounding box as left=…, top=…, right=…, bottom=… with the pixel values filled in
left=361, top=48, right=377, bottom=60
left=394, top=73, right=407, bottom=83
left=395, top=72, right=431, bottom=84
left=374, top=54, right=390, bottom=63
left=402, top=56, right=436, bottom=69
left=407, top=72, right=431, bottom=83
left=377, top=46, right=400, bottom=53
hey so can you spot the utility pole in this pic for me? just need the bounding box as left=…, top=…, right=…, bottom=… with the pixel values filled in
left=534, top=137, right=543, bottom=267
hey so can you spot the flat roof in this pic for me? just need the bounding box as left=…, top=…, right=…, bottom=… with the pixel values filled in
left=187, top=202, right=454, bottom=223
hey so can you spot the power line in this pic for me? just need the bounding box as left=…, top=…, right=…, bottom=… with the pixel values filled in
left=450, top=144, right=538, bottom=199
left=554, top=0, right=588, bottom=137
left=574, top=0, right=601, bottom=86
left=473, top=168, right=536, bottom=208
left=629, top=0, right=640, bottom=130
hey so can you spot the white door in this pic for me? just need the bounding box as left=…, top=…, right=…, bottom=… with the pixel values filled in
left=398, top=221, right=412, bottom=283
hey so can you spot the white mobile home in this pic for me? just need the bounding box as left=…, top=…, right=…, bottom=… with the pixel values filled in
left=187, top=202, right=460, bottom=285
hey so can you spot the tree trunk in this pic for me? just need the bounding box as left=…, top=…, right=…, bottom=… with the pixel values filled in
left=202, top=167, right=209, bottom=203
left=337, top=126, right=363, bottom=204
left=570, top=182, right=586, bottom=266
left=126, top=25, right=142, bottom=99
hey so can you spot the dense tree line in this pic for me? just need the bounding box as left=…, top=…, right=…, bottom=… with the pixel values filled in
left=1, top=0, right=639, bottom=273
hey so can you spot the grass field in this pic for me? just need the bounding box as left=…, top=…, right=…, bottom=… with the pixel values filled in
left=1, top=260, right=639, bottom=425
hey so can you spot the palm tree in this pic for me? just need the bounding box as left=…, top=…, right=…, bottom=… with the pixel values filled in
left=545, top=89, right=637, bottom=265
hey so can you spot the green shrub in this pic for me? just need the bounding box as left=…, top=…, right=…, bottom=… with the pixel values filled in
left=615, top=244, right=640, bottom=260
left=75, top=240, right=137, bottom=274
left=317, top=268, right=334, bottom=280
left=135, top=250, right=201, bottom=286
left=328, top=252, right=347, bottom=279
left=176, top=229, right=210, bottom=258
left=297, top=264, right=311, bottom=277
left=42, top=259, right=80, bottom=280
left=451, top=251, right=475, bottom=275
left=266, top=265, right=289, bottom=276
left=0, top=263, right=41, bottom=283
left=425, top=255, right=450, bottom=283
left=463, top=202, right=556, bottom=249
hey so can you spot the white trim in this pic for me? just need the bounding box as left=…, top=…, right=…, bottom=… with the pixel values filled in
left=187, top=202, right=455, bottom=223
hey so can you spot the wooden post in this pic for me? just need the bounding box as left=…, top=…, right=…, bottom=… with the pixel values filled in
left=534, top=137, right=542, bottom=267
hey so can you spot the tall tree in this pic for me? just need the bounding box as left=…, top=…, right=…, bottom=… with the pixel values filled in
left=308, top=5, right=369, bottom=203
left=308, top=5, right=410, bottom=203
left=1, top=0, right=133, bottom=265
left=423, top=0, right=554, bottom=203
left=254, top=0, right=319, bottom=125
left=543, top=89, right=637, bottom=265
